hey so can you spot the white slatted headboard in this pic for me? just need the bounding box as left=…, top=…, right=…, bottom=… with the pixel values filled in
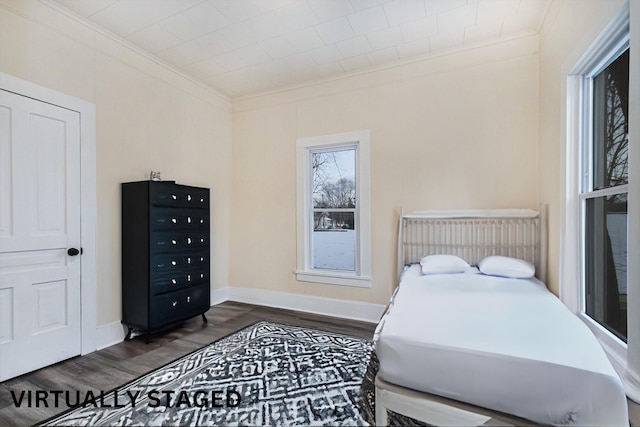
left=397, top=207, right=547, bottom=282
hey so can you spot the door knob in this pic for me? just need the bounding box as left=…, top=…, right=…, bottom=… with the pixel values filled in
left=67, top=248, right=80, bottom=256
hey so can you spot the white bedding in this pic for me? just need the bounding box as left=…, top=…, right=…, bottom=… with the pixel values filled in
left=375, top=265, right=628, bottom=426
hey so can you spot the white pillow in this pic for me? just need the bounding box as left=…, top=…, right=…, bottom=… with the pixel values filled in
left=420, top=254, right=469, bottom=275
left=477, top=255, right=535, bottom=279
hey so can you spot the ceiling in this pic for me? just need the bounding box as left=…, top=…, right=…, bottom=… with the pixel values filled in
left=50, top=0, right=551, bottom=99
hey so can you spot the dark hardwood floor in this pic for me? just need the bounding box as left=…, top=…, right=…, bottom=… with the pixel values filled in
left=0, top=301, right=377, bottom=427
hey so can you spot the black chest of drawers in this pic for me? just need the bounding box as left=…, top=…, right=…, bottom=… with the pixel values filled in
left=121, top=180, right=210, bottom=341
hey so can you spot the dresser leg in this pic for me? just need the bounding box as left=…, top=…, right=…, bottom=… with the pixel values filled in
left=124, top=327, right=133, bottom=341
left=201, top=313, right=208, bottom=324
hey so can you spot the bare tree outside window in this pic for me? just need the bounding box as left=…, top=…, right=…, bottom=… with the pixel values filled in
left=594, top=50, right=629, bottom=193
left=585, top=49, right=628, bottom=341
left=311, top=148, right=356, bottom=271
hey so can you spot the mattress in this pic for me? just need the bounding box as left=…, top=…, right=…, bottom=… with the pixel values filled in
left=374, top=265, right=628, bottom=426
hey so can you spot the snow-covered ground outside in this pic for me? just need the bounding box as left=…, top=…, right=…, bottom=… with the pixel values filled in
left=313, top=229, right=355, bottom=271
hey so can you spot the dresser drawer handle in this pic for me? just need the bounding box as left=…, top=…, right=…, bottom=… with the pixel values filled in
left=171, top=218, right=177, bottom=224
left=171, top=260, right=177, bottom=266
left=171, top=279, right=177, bottom=285
left=172, top=301, right=177, bottom=307
left=187, top=296, right=191, bottom=303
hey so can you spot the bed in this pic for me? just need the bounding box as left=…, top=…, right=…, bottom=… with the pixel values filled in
left=373, top=208, right=628, bottom=426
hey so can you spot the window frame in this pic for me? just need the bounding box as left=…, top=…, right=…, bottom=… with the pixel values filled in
left=296, top=130, right=371, bottom=287
left=579, top=43, right=629, bottom=342
left=564, top=2, right=640, bottom=399
left=310, top=144, right=358, bottom=273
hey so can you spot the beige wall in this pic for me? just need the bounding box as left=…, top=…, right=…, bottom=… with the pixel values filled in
left=5, top=0, right=625, bottom=325
left=231, top=37, right=540, bottom=305
left=538, top=0, right=626, bottom=295
left=0, top=1, right=233, bottom=326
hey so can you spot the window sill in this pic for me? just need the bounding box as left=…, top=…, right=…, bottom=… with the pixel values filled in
left=295, top=270, right=372, bottom=288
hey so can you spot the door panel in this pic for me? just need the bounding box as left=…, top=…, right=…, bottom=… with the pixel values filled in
left=32, top=113, right=67, bottom=235
left=0, top=105, right=13, bottom=238
left=0, top=89, right=81, bottom=381
left=0, top=288, right=13, bottom=344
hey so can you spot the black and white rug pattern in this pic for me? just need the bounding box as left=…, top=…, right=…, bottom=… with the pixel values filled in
left=42, top=321, right=374, bottom=426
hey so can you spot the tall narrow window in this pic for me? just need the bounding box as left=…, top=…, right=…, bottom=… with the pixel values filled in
left=566, top=3, right=640, bottom=394
left=296, top=130, right=371, bottom=287
left=582, top=48, right=629, bottom=341
left=311, top=147, right=357, bottom=271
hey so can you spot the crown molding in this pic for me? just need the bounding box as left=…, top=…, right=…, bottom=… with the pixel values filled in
left=4, top=0, right=231, bottom=106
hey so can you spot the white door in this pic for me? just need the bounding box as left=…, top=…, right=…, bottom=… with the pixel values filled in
left=0, top=89, right=82, bottom=381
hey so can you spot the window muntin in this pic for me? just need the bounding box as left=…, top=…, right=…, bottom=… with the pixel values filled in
left=582, top=47, right=629, bottom=341
left=310, top=147, right=357, bottom=272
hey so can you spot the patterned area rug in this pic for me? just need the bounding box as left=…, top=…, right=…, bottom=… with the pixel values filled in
left=41, top=321, right=375, bottom=426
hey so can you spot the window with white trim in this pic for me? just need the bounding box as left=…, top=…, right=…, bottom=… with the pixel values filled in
left=564, top=4, right=640, bottom=395
left=581, top=47, right=629, bottom=341
left=296, top=130, right=371, bottom=287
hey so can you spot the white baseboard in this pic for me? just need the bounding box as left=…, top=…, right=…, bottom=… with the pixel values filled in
left=210, top=286, right=230, bottom=306
left=226, top=287, right=386, bottom=324
left=95, top=320, right=126, bottom=350
left=95, top=287, right=383, bottom=350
